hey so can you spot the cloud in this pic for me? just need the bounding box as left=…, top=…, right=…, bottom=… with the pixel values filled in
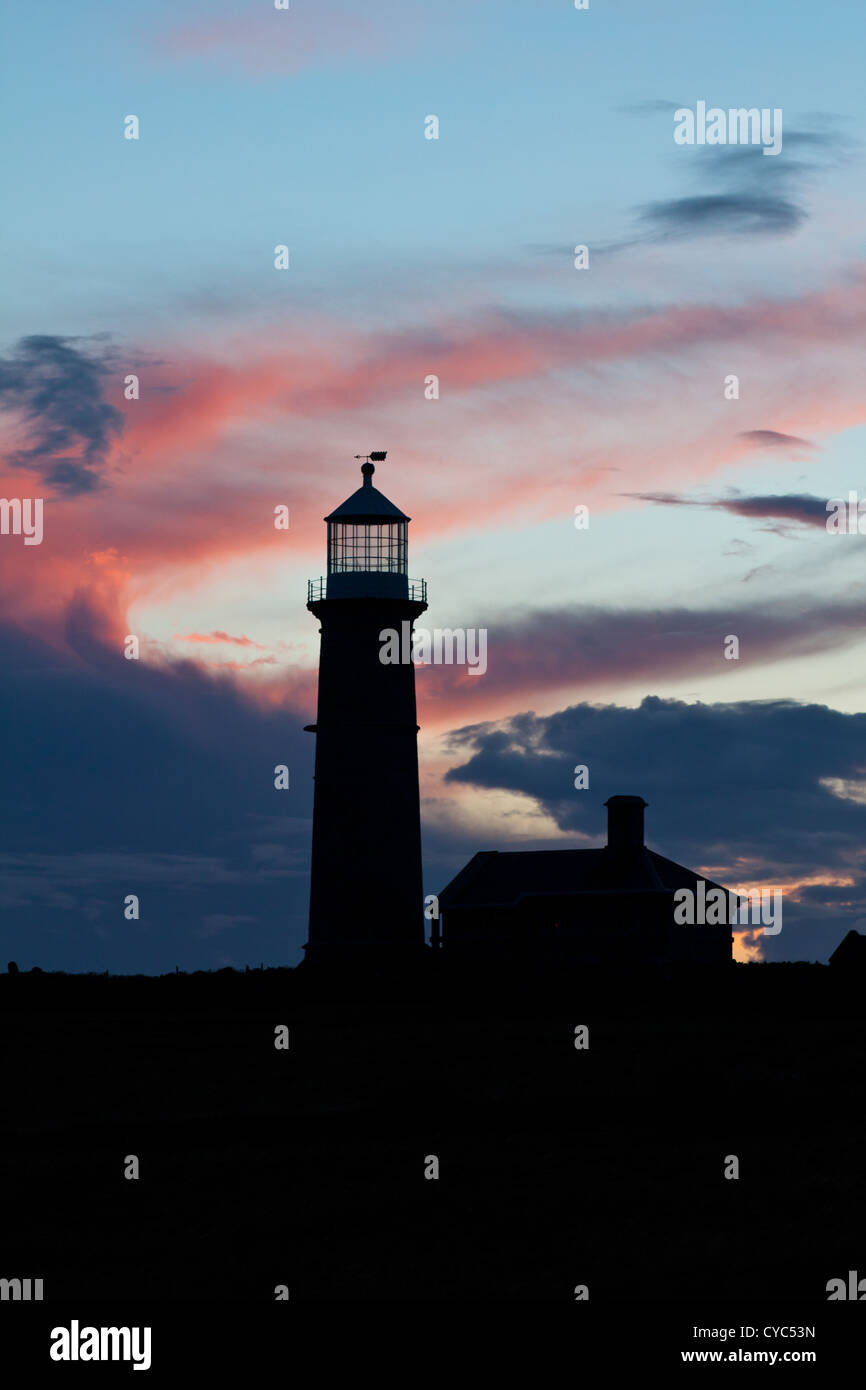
left=203, top=656, right=279, bottom=669
left=88, top=272, right=866, bottom=558
left=175, top=631, right=267, bottom=649
left=602, top=123, right=853, bottom=250
left=631, top=489, right=829, bottom=529
left=5, top=264, right=866, bottom=653
left=738, top=429, right=815, bottom=452
left=151, top=0, right=429, bottom=76
left=413, top=597, right=866, bottom=726
left=0, top=335, right=124, bottom=495
left=441, top=695, right=866, bottom=962
left=2, top=585, right=864, bottom=970
left=637, top=192, right=805, bottom=238
left=0, top=609, right=313, bottom=972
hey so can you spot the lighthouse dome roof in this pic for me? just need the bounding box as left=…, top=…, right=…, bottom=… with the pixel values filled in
left=325, top=466, right=410, bottom=523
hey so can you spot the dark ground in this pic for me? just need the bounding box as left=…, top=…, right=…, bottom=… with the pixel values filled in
left=1, top=961, right=864, bottom=1303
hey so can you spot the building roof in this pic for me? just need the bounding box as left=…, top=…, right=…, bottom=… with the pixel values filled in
left=829, top=929, right=866, bottom=967
left=438, top=846, right=729, bottom=910
left=325, top=481, right=410, bottom=523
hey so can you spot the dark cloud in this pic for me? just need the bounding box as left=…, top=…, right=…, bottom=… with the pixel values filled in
left=631, top=489, right=829, bottom=528
left=637, top=192, right=805, bottom=238
left=739, top=429, right=815, bottom=451
left=0, top=613, right=313, bottom=971
left=601, top=121, right=852, bottom=251
left=442, top=696, right=866, bottom=962
left=705, top=130, right=842, bottom=188
left=0, top=335, right=124, bottom=495
left=417, top=598, right=866, bottom=714
left=3, top=598, right=865, bottom=970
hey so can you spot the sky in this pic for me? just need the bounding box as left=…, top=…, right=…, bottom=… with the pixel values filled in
left=2, top=0, right=866, bottom=970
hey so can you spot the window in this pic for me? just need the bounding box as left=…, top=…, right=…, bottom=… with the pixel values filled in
left=328, top=521, right=407, bottom=574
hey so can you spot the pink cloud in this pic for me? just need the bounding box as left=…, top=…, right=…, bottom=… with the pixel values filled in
left=198, top=656, right=278, bottom=670
left=175, top=631, right=267, bottom=649
left=7, top=264, right=866, bottom=665
left=151, top=3, right=422, bottom=76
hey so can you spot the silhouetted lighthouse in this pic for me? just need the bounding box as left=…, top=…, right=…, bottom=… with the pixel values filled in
left=304, top=454, right=428, bottom=962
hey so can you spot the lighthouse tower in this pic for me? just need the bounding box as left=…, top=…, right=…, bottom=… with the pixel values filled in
left=304, top=454, right=428, bottom=962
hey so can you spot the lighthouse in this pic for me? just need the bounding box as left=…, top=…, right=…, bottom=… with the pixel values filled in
left=304, top=454, right=428, bottom=962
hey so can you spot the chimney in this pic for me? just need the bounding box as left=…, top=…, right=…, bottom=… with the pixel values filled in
left=605, top=795, right=647, bottom=852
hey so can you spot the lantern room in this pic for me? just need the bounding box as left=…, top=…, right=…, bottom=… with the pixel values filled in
left=307, top=454, right=426, bottom=602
